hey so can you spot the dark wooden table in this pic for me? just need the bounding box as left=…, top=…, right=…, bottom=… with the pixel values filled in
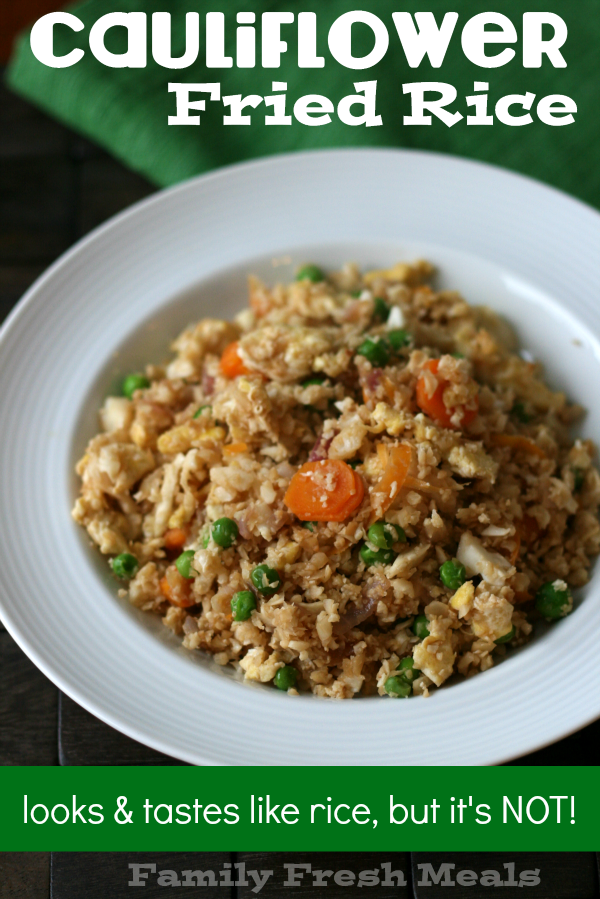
left=1, top=75, right=599, bottom=897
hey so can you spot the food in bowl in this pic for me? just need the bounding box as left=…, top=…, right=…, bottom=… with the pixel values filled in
left=72, top=260, right=600, bottom=698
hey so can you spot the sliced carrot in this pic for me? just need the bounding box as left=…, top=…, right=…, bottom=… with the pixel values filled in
left=223, top=442, right=248, bottom=456
left=513, top=591, right=533, bottom=605
left=284, top=460, right=365, bottom=522
left=160, top=566, right=195, bottom=608
left=382, top=375, right=396, bottom=404
left=337, top=470, right=366, bottom=520
left=163, top=528, right=188, bottom=551
left=371, top=443, right=413, bottom=520
left=416, top=359, right=478, bottom=430
left=521, top=513, right=542, bottom=544
left=404, top=475, right=443, bottom=495
left=220, top=341, right=249, bottom=378
left=491, top=434, right=546, bottom=458
left=377, top=443, right=390, bottom=468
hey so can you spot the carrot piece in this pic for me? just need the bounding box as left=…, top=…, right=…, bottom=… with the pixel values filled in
left=382, top=375, right=396, bottom=404
left=336, top=470, right=365, bottom=520
left=509, top=532, right=521, bottom=565
left=521, top=513, right=542, bottom=544
left=220, top=341, right=248, bottom=378
left=376, top=443, right=390, bottom=468
left=160, top=566, right=195, bottom=608
left=403, top=475, right=442, bottom=495
left=513, top=591, right=533, bottom=605
left=163, top=528, right=188, bottom=551
left=284, top=460, right=364, bottom=522
left=371, top=443, right=413, bottom=522
left=491, top=434, right=546, bottom=458
left=416, top=359, right=478, bottom=429
left=223, top=442, right=248, bottom=456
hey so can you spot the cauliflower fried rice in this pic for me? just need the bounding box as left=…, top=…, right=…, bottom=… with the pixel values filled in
left=72, top=261, right=600, bottom=698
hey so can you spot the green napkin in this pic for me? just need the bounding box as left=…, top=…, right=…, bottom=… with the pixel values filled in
left=7, top=0, right=600, bottom=209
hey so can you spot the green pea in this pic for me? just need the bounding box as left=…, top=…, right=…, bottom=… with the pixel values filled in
left=399, top=656, right=417, bottom=671
left=387, top=329, right=411, bottom=351
left=356, top=338, right=391, bottom=367
left=451, top=351, right=465, bottom=359
left=122, top=373, right=150, bottom=399
left=535, top=581, right=573, bottom=620
left=573, top=468, right=585, bottom=492
left=175, top=549, right=196, bottom=579
left=301, top=375, right=326, bottom=388
left=372, top=297, right=390, bottom=323
left=350, top=290, right=362, bottom=298
left=495, top=625, right=516, bottom=644
left=384, top=675, right=411, bottom=698
left=367, top=521, right=406, bottom=550
left=440, top=559, right=467, bottom=591
left=111, top=553, right=138, bottom=579
left=398, top=656, right=420, bottom=682
left=193, top=404, right=212, bottom=419
left=359, top=543, right=397, bottom=567
left=231, top=590, right=256, bottom=622
left=301, top=521, right=317, bottom=532
left=296, top=264, right=324, bottom=283
left=211, top=517, right=239, bottom=548
left=511, top=402, right=531, bottom=423
left=274, top=665, right=298, bottom=691
left=412, top=615, right=430, bottom=639
left=251, top=564, right=282, bottom=596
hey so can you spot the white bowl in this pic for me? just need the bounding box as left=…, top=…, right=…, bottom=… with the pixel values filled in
left=1, top=148, right=600, bottom=765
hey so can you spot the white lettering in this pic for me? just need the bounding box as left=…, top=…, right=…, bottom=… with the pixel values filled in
left=262, top=12, right=294, bottom=67
left=328, top=11, right=389, bottom=70
left=298, top=13, right=324, bottom=68
left=523, top=13, right=568, bottom=68
left=337, top=80, right=382, bottom=127
left=205, top=12, right=232, bottom=68
left=461, top=12, right=517, bottom=68
left=168, top=82, right=220, bottom=125
left=152, top=13, right=199, bottom=69
left=30, top=12, right=84, bottom=68
left=392, top=12, right=458, bottom=68
left=526, top=796, right=550, bottom=824
left=537, top=95, right=577, bottom=126
left=403, top=82, right=463, bottom=127
left=223, top=93, right=263, bottom=125
left=293, top=94, right=334, bottom=126
left=89, top=12, right=147, bottom=68
left=495, top=91, right=535, bottom=126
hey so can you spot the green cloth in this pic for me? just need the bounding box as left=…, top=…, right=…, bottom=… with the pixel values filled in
left=6, top=1, right=600, bottom=209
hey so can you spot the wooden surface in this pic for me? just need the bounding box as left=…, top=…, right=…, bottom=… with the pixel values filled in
left=0, top=853, right=50, bottom=898
left=47, top=853, right=600, bottom=898
left=51, top=853, right=234, bottom=898
left=1, top=71, right=600, bottom=898
left=0, top=851, right=598, bottom=898
left=58, top=693, right=184, bottom=766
